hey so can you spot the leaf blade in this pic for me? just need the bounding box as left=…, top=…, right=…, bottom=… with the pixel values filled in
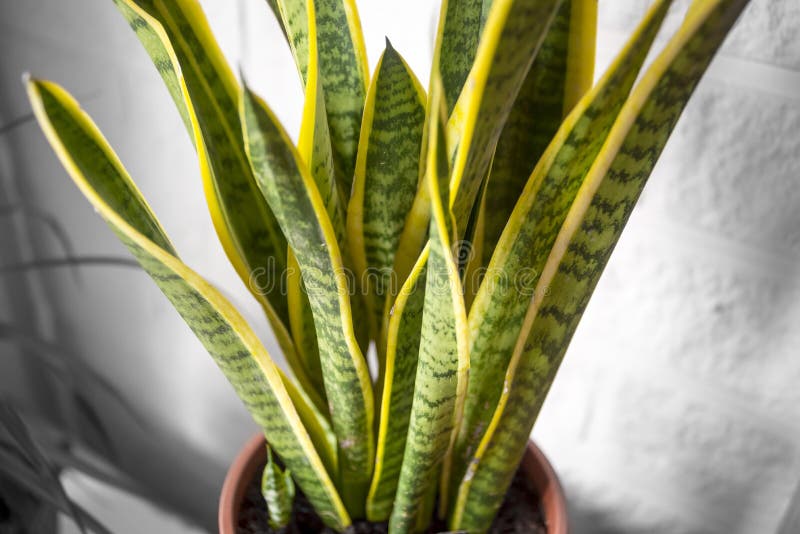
left=272, top=0, right=369, bottom=194
left=366, top=246, right=428, bottom=521
left=348, top=41, right=427, bottom=345
left=27, top=78, right=349, bottom=530
left=482, top=0, right=597, bottom=265
left=447, top=0, right=563, bottom=244
left=450, top=1, right=750, bottom=529
left=240, top=87, right=374, bottom=517
left=389, top=80, right=469, bottom=533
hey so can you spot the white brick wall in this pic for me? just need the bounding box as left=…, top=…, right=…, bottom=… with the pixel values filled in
left=0, top=1, right=797, bottom=533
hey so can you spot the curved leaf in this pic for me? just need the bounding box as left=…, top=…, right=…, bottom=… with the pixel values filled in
left=240, top=87, right=374, bottom=517
left=450, top=1, right=750, bottom=529
left=110, top=1, right=331, bottom=415
left=348, top=40, right=426, bottom=345
left=452, top=0, right=673, bottom=508
left=26, top=78, right=348, bottom=530
left=482, top=0, right=596, bottom=265
left=389, top=80, right=469, bottom=533
left=366, top=245, right=428, bottom=521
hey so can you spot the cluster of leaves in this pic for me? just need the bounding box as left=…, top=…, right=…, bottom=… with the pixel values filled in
left=25, top=0, right=749, bottom=531
left=0, top=326, right=175, bottom=533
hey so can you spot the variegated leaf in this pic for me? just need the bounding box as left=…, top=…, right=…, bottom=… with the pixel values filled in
left=389, top=80, right=469, bottom=533
left=240, top=87, right=374, bottom=517
left=269, top=0, right=369, bottom=195
left=348, top=40, right=426, bottom=346
left=110, top=0, right=332, bottom=415
left=452, top=0, right=673, bottom=506
left=447, top=0, right=563, bottom=246
left=262, top=446, right=296, bottom=529
left=450, top=1, right=750, bottom=529
left=366, top=246, right=428, bottom=521
left=27, top=78, right=348, bottom=530
left=482, top=0, right=597, bottom=265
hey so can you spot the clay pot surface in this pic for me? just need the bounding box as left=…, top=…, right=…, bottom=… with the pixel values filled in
left=219, top=434, right=568, bottom=533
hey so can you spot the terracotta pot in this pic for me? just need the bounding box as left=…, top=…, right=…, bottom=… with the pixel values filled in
left=219, top=434, right=568, bottom=533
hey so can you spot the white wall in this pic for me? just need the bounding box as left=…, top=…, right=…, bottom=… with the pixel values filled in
left=0, top=1, right=798, bottom=533
left=533, top=2, right=800, bottom=533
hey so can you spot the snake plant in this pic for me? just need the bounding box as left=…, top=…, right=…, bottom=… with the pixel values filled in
left=25, top=0, right=749, bottom=531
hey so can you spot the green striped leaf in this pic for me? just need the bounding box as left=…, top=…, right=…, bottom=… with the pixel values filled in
left=451, top=0, right=673, bottom=507
left=240, top=87, right=374, bottom=517
left=436, top=0, right=484, bottom=114
left=450, top=1, right=750, bottom=530
left=26, top=78, right=348, bottom=530
left=110, top=0, right=332, bottom=415
left=286, top=0, right=353, bottom=414
left=262, top=446, right=296, bottom=530
left=389, top=80, right=469, bottom=533
left=270, top=0, right=369, bottom=195
left=366, top=246, right=428, bottom=521
left=447, top=0, right=562, bottom=245
left=482, top=0, right=596, bottom=265
left=347, top=41, right=426, bottom=344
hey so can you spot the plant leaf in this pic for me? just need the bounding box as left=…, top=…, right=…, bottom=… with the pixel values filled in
left=262, top=446, right=296, bottom=529
left=111, top=0, right=333, bottom=416
left=481, top=0, right=596, bottom=265
left=447, top=0, right=562, bottom=246
left=366, top=245, right=427, bottom=521
left=26, top=78, right=349, bottom=530
left=348, top=40, right=426, bottom=346
left=389, top=79, right=469, bottom=533
left=450, top=1, right=750, bottom=529
left=286, top=0, right=354, bottom=416
left=240, top=86, right=374, bottom=517
left=435, top=0, right=484, bottom=115
left=0, top=405, right=89, bottom=533
left=451, top=0, right=673, bottom=510
left=0, top=323, right=145, bottom=428
left=270, top=0, right=369, bottom=194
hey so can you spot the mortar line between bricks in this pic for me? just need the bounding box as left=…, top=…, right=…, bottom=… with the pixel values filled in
left=597, top=29, right=800, bottom=101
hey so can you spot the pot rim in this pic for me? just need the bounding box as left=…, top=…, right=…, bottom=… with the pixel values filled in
left=219, top=434, right=568, bottom=533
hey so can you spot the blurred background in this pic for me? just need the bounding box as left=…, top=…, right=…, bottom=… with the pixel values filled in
left=0, top=0, right=798, bottom=532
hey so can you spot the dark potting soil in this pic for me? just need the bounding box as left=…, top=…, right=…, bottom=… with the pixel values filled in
left=236, top=464, right=546, bottom=534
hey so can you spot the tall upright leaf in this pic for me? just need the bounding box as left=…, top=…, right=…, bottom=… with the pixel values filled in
left=450, top=1, right=750, bottom=530
left=366, top=246, right=428, bottom=521
left=447, top=0, right=562, bottom=245
left=286, top=0, right=350, bottom=412
left=27, top=78, right=348, bottom=530
left=241, top=88, right=374, bottom=517
left=452, top=0, right=673, bottom=503
left=482, top=0, right=596, bottom=265
left=269, top=0, right=369, bottom=195
left=389, top=81, right=469, bottom=533
left=348, top=41, right=426, bottom=343
left=436, top=0, right=484, bottom=114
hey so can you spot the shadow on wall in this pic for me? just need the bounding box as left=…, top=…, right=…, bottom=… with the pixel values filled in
left=0, top=0, right=268, bottom=529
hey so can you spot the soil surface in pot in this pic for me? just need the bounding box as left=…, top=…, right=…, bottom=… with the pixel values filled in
left=236, top=463, right=545, bottom=533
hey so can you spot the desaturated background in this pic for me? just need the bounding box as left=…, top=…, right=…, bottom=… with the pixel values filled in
left=1, top=1, right=799, bottom=533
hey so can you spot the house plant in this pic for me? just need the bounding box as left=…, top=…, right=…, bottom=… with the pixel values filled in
left=24, top=0, right=750, bottom=531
